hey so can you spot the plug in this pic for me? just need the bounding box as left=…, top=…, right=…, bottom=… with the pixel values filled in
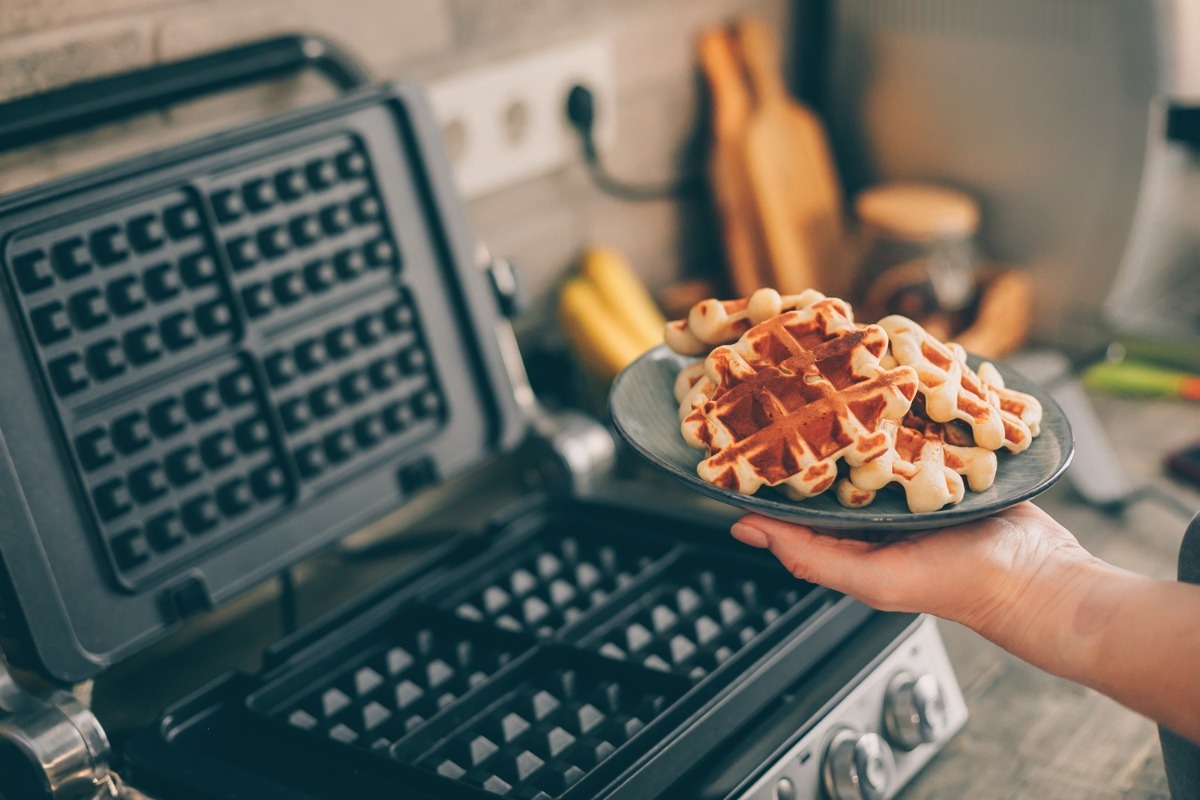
left=566, top=84, right=597, bottom=142
left=562, top=82, right=700, bottom=202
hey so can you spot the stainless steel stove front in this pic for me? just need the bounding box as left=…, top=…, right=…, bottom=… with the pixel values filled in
left=736, top=616, right=966, bottom=800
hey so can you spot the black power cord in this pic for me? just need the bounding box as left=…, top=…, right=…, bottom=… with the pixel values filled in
left=565, top=84, right=704, bottom=202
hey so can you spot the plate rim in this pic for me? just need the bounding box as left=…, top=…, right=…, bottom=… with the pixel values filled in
left=609, top=344, right=1076, bottom=531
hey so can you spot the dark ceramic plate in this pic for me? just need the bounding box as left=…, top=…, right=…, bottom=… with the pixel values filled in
left=609, top=345, right=1074, bottom=532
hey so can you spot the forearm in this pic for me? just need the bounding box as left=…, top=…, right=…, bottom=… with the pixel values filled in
left=975, top=557, right=1200, bottom=744
left=732, top=506, right=1200, bottom=741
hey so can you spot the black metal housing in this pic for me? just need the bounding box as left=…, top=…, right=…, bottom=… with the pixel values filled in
left=0, top=70, right=525, bottom=682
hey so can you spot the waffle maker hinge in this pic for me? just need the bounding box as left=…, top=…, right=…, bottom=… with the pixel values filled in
left=0, top=654, right=153, bottom=799
left=476, top=242, right=618, bottom=493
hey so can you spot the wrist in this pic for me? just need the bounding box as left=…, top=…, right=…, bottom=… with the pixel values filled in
left=1013, top=557, right=1118, bottom=681
left=964, top=545, right=1113, bottom=680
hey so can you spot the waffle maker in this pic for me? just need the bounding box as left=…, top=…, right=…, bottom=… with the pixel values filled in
left=0, top=36, right=968, bottom=800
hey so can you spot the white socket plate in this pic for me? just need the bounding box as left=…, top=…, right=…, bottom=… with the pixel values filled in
left=427, top=37, right=617, bottom=199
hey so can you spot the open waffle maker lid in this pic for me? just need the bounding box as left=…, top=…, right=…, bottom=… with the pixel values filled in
left=0, top=37, right=527, bottom=682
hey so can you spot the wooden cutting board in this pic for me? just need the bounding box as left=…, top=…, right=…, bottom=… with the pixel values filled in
left=698, top=27, right=768, bottom=298
left=736, top=18, right=844, bottom=296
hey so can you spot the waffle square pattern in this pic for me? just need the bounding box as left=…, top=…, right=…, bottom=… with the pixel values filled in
left=680, top=297, right=919, bottom=500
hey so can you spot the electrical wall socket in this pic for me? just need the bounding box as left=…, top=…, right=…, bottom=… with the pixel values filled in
left=427, top=37, right=617, bottom=199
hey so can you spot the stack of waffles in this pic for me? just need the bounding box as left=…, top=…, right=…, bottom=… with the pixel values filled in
left=667, top=289, right=1042, bottom=513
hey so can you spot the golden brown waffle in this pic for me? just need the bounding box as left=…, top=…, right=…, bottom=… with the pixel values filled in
left=878, top=315, right=1036, bottom=453
left=681, top=298, right=919, bottom=499
left=663, top=288, right=826, bottom=356
left=673, top=362, right=714, bottom=421
left=978, top=361, right=1043, bottom=442
left=836, top=410, right=999, bottom=513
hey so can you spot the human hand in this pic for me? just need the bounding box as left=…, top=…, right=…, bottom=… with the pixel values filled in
left=731, top=502, right=1097, bottom=646
left=736, top=503, right=1200, bottom=746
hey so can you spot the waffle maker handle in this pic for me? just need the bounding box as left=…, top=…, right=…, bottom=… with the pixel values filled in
left=0, top=34, right=369, bottom=154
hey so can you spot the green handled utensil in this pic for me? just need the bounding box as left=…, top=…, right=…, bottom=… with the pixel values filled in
left=1083, top=359, right=1200, bottom=401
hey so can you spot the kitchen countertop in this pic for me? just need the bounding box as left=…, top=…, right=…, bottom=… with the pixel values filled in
left=79, top=389, right=1200, bottom=798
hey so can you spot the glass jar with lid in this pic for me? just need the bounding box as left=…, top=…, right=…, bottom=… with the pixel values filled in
left=852, top=182, right=980, bottom=337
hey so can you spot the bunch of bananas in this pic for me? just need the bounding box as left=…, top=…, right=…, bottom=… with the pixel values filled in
left=558, top=247, right=666, bottom=382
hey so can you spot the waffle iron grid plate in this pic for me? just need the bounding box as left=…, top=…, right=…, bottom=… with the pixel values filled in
left=0, top=84, right=523, bottom=682
left=129, top=503, right=869, bottom=800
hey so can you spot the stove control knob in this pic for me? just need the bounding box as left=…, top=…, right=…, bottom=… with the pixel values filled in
left=884, top=671, right=948, bottom=750
left=823, top=728, right=895, bottom=800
